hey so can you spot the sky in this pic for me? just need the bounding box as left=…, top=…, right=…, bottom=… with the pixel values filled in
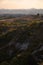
left=0, top=0, right=43, bottom=9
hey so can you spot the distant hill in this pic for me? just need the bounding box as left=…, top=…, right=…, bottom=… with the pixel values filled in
left=0, top=9, right=43, bottom=14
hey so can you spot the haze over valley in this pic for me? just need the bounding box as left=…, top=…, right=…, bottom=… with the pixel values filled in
left=0, top=9, right=43, bottom=14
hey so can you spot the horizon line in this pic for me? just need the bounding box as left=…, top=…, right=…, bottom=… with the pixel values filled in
left=0, top=8, right=43, bottom=10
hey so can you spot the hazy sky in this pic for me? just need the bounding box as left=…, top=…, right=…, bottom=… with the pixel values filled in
left=0, top=0, right=43, bottom=9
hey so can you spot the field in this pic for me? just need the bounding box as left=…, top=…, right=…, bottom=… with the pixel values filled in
left=0, top=14, right=43, bottom=65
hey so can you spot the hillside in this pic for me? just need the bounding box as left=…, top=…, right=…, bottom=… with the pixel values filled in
left=0, top=21, right=43, bottom=65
